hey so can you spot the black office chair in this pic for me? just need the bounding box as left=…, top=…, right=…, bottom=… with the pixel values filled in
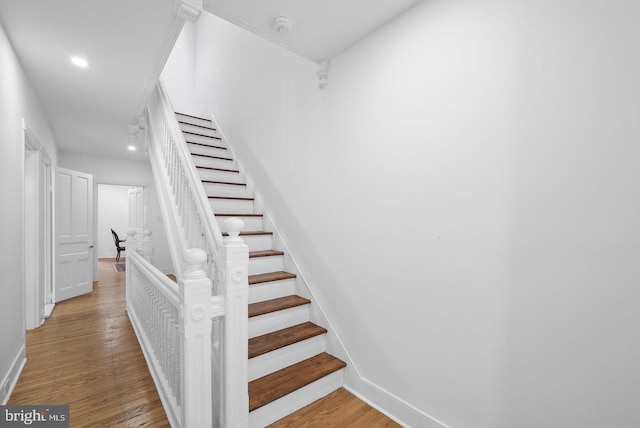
left=111, top=229, right=126, bottom=262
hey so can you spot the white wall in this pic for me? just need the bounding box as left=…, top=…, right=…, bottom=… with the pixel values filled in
left=164, top=1, right=640, bottom=427
left=97, top=184, right=130, bottom=259
left=503, top=1, right=640, bottom=427
left=58, top=152, right=173, bottom=274
left=0, top=19, right=58, bottom=403
left=162, top=21, right=196, bottom=114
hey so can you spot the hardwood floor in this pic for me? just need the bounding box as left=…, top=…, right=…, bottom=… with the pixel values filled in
left=9, top=258, right=170, bottom=427
left=268, top=388, right=402, bottom=427
left=11, top=258, right=401, bottom=427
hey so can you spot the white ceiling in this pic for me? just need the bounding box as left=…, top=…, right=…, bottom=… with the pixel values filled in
left=0, top=0, right=422, bottom=161
left=204, top=0, right=423, bottom=62
left=0, top=0, right=176, bottom=161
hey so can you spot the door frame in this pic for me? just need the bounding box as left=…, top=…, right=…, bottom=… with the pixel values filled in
left=23, top=122, right=53, bottom=329
left=93, top=181, right=150, bottom=282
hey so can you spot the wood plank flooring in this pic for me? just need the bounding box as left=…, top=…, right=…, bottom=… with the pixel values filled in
left=9, top=258, right=170, bottom=427
left=268, top=388, right=402, bottom=427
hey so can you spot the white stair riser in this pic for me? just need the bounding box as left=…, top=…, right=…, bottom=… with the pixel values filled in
left=179, top=122, right=217, bottom=137
left=183, top=132, right=222, bottom=145
left=249, top=370, right=344, bottom=428
left=248, top=255, right=284, bottom=276
left=175, top=113, right=211, bottom=128
left=191, top=155, right=234, bottom=170
left=241, top=235, right=273, bottom=252
left=249, top=305, right=309, bottom=339
left=216, top=216, right=263, bottom=231
left=249, top=278, right=296, bottom=304
left=188, top=144, right=229, bottom=158
left=202, top=182, right=250, bottom=198
left=249, top=335, right=326, bottom=382
left=209, top=198, right=254, bottom=213
left=198, top=168, right=243, bottom=183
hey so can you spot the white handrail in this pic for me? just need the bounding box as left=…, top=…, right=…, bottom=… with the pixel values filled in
left=146, top=80, right=223, bottom=281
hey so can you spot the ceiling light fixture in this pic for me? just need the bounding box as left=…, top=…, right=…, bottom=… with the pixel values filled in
left=128, top=145, right=137, bottom=152
left=71, top=56, right=89, bottom=68
left=273, top=16, right=293, bottom=33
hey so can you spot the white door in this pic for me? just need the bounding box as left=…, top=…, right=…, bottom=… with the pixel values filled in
left=128, top=186, right=145, bottom=246
left=55, top=167, right=94, bottom=302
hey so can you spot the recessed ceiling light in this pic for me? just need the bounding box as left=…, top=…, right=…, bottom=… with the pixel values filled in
left=71, top=56, right=89, bottom=68
left=128, top=145, right=136, bottom=151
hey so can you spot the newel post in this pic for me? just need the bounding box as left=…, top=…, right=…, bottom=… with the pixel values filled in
left=125, top=228, right=137, bottom=308
left=219, top=218, right=249, bottom=428
left=180, top=248, right=213, bottom=427
left=142, top=229, right=154, bottom=262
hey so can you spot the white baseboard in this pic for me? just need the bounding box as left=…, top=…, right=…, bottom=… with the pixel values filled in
left=1, top=345, right=27, bottom=405
left=344, top=373, right=451, bottom=428
left=44, top=303, right=55, bottom=318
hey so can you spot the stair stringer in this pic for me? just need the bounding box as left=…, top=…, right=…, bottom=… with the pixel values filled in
left=208, top=113, right=444, bottom=428
left=205, top=114, right=356, bottom=378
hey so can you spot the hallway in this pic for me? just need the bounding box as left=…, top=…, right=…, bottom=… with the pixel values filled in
left=10, top=259, right=400, bottom=427
left=10, top=258, right=169, bottom=426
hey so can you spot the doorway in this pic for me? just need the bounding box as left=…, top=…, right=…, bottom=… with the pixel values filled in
left=96, top=184, right=145, bottom=277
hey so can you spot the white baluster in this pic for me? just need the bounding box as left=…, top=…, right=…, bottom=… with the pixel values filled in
left=180, top=248, right=213, bottom=428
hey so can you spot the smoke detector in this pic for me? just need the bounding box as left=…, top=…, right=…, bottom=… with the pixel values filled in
left=273, top=16, right=293, bottom=33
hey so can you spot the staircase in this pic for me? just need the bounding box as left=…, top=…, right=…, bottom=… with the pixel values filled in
left=175, top=112, right=346, bottom=427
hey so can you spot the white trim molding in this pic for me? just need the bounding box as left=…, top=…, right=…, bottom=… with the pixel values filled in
left=344, top=377, right=451, bottom=428
left=174, top=0, right=203, bottom=22
left=130, top=0, right=203, bottom=132
left=317, top=59, right=330, bottom=89
left=23, top=119, right=41, bottom=151
left=0, top=345, right=27, bottom=405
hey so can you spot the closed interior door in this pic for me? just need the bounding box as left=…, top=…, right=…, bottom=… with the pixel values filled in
left=55, top=167, right=94, bottom=302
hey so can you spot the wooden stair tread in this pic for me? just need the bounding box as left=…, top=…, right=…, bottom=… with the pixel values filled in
left=186, top=141, right=226, bottom=149
left=176, top=112, right=210, bottom=121
left=208, top=195, right=253, bottom=200
left=249, top=271, right=296, bottom=285
left=201, top=180, right=246, bottom=187
left=191, top=153, right=233, bottom=161
left=178, top=120, right=216, bottom=131
left=249, top=295, right=310, bottom=318
left=197, top=166, right=239, bottom=173
left=249, top=353, right=346, bottom=412
left=222, top=230, right=272, bottom=237
left=249, top=322, right=327, bottom=359
left=182, top=130, right=222, bottom=140
left=249, top=250, right=284, bottom=258
left=215, top=213, right=263, bottom=217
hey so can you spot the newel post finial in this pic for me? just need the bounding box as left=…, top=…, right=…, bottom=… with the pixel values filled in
left=224, top=218, right=245, bottom=245
left=183, top=248, right=207, bottom=279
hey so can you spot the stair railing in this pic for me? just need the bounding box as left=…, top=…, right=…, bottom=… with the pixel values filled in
left=126, top=79, right=249, bottom=428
